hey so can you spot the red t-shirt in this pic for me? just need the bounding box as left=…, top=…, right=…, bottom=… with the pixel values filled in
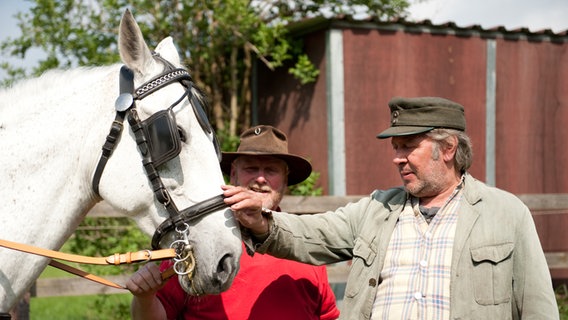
left=157, top=244, right=340, bottom=320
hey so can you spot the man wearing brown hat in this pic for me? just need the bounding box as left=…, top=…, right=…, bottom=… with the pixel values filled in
left=128, top=125, right=340, bottom=320
left=224, top=97, right=558, bottom=319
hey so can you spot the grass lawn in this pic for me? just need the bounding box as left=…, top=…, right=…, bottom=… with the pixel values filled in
left=30, top=265, right=133, bottom=319
left=31, top=294, right=132, bottom=320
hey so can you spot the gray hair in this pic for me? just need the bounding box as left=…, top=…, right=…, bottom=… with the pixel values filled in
left=426, top=129, right=473, bottom=172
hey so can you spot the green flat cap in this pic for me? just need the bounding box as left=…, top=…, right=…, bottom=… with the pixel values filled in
left=377, top=96, right=466, bottom=139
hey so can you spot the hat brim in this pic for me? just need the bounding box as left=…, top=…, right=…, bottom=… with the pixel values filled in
left=220, top=152, right=312, bottom=186
left=376, top=126, right=435, bottom=139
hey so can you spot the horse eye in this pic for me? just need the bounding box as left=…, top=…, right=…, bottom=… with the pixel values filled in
left=177, top=126, right=187, bottom=142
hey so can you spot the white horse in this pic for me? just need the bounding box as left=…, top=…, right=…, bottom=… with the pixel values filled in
left=0, top=10, right=242, bottom=312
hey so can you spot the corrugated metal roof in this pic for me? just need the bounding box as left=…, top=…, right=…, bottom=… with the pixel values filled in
left=288, top=16, right=568, bottom=43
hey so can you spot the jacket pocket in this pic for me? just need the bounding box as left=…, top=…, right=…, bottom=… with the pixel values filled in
left=344, top=237, right=377, bottom=298
left=470, top=242, right=514, bottom=305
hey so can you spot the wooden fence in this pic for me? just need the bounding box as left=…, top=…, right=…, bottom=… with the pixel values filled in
left=35, top=194, right=568, bottom=297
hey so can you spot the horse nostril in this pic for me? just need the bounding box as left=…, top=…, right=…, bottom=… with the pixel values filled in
left=217, top=253, right=233, bottom=273
left=215, top=253, right=234, bottom=284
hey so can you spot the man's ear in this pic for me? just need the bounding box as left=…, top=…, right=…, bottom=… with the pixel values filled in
left=442, top=136, right=459, bottom=162
left=229, top=164, right=237, bottom=184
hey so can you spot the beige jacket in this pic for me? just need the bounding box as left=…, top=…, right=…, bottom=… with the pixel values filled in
left=255, top=174, right=558, bottom=319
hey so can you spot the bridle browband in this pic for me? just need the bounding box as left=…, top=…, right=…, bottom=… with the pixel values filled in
left=92, top=53, right=228, bottom=250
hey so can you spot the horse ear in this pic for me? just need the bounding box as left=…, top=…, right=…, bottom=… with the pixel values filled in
left=118, top=9, right=155, bottom=75
left=155, top=37, right=181, bottom=66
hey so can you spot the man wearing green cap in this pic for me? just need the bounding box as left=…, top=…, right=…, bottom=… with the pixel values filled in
left=224, top=97, right=558, bottom=319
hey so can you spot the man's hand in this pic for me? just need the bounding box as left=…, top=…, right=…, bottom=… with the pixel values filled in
left=222, top=185, right=270, bottom=236
left=126, top=263, right=165, bottom=297
left=126, top=263, right=169, bottom=320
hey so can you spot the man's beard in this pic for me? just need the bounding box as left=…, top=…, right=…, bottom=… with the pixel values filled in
left=247, top=182, right=284, bottom=210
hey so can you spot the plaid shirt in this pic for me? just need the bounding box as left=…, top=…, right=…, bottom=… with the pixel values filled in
left=371, top=186, right=463, bottom=319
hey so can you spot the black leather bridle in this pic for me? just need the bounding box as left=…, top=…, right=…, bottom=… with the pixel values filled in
left=92, top=53, right=228, bottom=250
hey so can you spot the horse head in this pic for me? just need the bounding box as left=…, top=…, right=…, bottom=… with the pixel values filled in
left=94, top=9, right=242, bottom=295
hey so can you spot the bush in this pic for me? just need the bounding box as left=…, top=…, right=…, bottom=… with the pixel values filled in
left=558, top=284, right=568, bottom=319
left=64, top=217, right=151, bottom=275
left=288, top=171, right=323, bottom=196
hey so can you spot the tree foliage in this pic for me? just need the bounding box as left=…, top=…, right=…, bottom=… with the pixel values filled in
left=1, top=0, right=409, bottom=137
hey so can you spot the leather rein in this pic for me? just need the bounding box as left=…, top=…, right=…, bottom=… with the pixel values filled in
left=0, top=239, right=177, bottom=289
left=0, top=54, right=228, bottom=290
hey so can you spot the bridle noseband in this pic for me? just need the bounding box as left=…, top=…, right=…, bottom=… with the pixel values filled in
left=92, top=53, right=228, bottom=252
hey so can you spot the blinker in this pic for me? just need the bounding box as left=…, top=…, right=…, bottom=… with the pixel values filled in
left=140, top=109, right=182, bottom=167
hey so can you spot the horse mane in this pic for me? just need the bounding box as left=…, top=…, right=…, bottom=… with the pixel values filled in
left=1, top=66, right=115, bottom=100
left=0, top=65, right=119, bottom=128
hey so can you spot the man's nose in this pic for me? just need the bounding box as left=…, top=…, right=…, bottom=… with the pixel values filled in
left=255, top=170, right=268, bottom=183
left=392, top=151, right=406, bottom=166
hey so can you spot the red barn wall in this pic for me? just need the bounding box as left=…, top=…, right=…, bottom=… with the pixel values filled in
left=495, top=39, right=568, bottom=193
left=256, top=23, right=568, bottom=196
left=256, top=30, right=331, bottom=192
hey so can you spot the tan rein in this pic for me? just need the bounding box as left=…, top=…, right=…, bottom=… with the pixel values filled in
left=0, top=238, right=177, bottom=289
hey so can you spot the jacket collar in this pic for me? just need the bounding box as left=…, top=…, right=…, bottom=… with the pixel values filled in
left=461, top=173, right=482, bottom=207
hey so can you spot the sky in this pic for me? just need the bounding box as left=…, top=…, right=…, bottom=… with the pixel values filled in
left=407, top=0, right=568, bottom=32
left=0, top=0, right=567, bottom=80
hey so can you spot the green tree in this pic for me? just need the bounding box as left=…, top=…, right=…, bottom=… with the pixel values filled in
left=1, top=0, right=409, bottom=137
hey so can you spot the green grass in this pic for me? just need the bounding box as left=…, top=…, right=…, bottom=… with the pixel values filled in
left=558, top=285, right=568, bottom=320
left=31, top=294, right=132, bottom=320
left=32, top=264, right=133, bottom=319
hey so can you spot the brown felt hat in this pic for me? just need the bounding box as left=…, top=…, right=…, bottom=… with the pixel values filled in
left=221, top=125, right=312, bottom=186
left=377, top=96, right=466, bottom=139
